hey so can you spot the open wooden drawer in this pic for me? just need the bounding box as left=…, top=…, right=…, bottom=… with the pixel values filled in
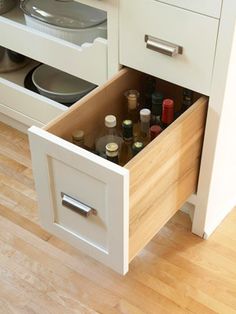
left=28, top=68, right=208, bottom=274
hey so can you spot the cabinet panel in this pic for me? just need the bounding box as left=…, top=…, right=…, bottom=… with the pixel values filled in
left=120, top=0, right=218, bottom=95
left=156, top=0, right=222, bottom=18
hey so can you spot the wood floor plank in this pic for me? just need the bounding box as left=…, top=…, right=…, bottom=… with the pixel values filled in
left=0, top=122, right=236, bottom=314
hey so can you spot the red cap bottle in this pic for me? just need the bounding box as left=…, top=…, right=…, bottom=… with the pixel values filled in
left=150, top=125, right=163, bottom=140
left=161, top=99, right=174, bottom=128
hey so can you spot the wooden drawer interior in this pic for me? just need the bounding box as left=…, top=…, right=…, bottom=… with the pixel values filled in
left=44, top=68, right=208, bottom=261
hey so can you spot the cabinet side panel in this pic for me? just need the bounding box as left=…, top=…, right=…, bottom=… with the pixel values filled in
left=127, top=97, right=208, bottom=261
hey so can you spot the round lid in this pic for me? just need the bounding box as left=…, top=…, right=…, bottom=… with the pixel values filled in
left=163, top=98, right=174, bottom=108
left=106, top=143, right=119, bottom=157
left=132, top=141, right=144, bottom=156
left=150, top=125, right=163, bottom=139
left=20, top=0, right=107, bottom=29
left=140, top=108, right=151, bottom=122
left=152, top=91, right=163, bottom=105
left=105, top=115, right=116, bottom=128
left=72, top=129, right=84, bottom=141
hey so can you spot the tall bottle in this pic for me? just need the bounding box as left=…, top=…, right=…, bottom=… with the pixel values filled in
left=151, top=91, right=163, bottom=126
left=120, top=120, right=134, bottom=166
left=95, top=115, right=123, bottom=158
left=139, top=108, right=151, bottom=146
left=143, top=76, right=156, bottom=110
left=182, top=88, right=193, bottom=112
left=161, top=99, right=175, bottom=129
left=124, top=90, right=140, bottom=140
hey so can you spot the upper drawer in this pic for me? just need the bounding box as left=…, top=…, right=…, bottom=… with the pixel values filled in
left=120, top=0, right=219, bottom=95
left=155, top=0, right=222, bottom=18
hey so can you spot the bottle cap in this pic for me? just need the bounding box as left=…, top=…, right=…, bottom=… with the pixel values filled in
left=132, top=141, right=144, bottom=156
left=162, top=99, right=174, bottom=125
left=152, top=91, right=163, bottom=105
left=140, top=108, right=151, bottom=123
left=122, top=119, right=133, bottom=140
left=106, top=142, right=119, bottom=157
left=124, top=90, right=140, bottom=110
left=150, top=125, right=163, bottom=140
left=105, top=115, right=116, bottom=128
left=72, top=129, right=84, bottom=141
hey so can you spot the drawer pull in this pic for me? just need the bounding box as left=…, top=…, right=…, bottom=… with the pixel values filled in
left=61, top=193, right=97, bottom=217
left=145, top=35, right=183, bottom=57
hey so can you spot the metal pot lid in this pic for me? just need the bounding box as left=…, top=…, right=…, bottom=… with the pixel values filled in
left=20, top=0, right=107, bottom=29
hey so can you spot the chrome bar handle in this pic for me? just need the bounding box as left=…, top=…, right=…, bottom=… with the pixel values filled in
left=145, top=35, right=183, bottom=57
left=61, top=193, right=97, bottom=217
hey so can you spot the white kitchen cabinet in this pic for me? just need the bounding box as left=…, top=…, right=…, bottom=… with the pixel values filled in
left=1, top=0, right=236, bottom=274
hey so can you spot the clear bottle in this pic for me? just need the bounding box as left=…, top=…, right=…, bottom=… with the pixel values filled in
left=95, top=115, right=123, bottom=158
left=138, top=108, right=151, bottom=146
left=151, top=91, right=163, bottom=126
left=124, top=90, right=140, bottom=141
left=120, top=120, right=134, bottom=166
left=106, top=143, right=119, bottom=164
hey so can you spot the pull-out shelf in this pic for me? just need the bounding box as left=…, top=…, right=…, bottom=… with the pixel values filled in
left=0, top=5, right=108, bottom=86
left=0, top=62, right=67, bottom=128
left=28, top=68, right=208, bottom=274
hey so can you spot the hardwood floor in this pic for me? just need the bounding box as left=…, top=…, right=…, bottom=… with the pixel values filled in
left=0, top=121, right=236, bottom=314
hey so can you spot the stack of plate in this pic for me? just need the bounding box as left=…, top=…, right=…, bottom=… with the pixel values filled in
left=25, top=64, right=96, bottom=106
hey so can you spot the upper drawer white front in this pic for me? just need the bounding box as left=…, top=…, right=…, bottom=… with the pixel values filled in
left=155, top=0, right=222, bottom=18
left=120, top=0, right=219, bottom=95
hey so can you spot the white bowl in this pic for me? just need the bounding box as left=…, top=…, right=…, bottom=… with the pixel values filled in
left=32, top=64, right=96, bottom=103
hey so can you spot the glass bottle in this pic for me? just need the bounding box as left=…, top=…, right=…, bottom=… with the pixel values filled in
left=95, top=115, right=123, bottom=158
left=139, top=108, right=151, bottom=146
left=106, top=143, right=119, bottom=164
left=150, top=125, right=163, bottom=140
left=120, top=120, right=134, bottom=166
left=151, top=91, right=163, bottom=126
left=72, top=129, right=93, bottom=152
left=124, top=89, right=140, bottom=141
left=161, top=99, right=175, bottom=129
left=132, top=141, right=144, bottom=156
left=143, top=76, right=156, bottom=110
left=182, top=88, right=193, bottom=111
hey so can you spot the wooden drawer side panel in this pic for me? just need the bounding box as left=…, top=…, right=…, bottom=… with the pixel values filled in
left=127, top=97, right=208, bottom=261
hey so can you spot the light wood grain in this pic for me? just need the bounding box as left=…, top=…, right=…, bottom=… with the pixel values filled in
left=127, top=96, right=208, bottom=260
left=1, top=122, right=236, bottom=314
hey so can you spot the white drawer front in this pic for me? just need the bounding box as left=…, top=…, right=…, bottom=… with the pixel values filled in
left=28, top=126, right=129, bottom=274
left=120, top=0, right=219, bottom=95
left=156, top=0, right=222, bottom=18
